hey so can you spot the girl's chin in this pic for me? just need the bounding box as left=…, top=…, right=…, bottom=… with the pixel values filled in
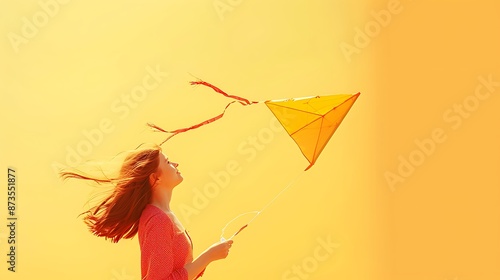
left=175, top=176, right=184, bottom=185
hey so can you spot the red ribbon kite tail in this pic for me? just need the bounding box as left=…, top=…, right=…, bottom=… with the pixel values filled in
left=148, top=100, right=246, bottom=146
left=190, top=80, right=259, bottom=105
left=150, top=80, right=259, bottom=145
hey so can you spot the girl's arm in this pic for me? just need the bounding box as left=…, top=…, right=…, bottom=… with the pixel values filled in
left=184, top=240, right=233, bottom=280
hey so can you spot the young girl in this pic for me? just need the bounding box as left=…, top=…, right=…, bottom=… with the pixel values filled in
left=61, top=144, right=233, bottom=280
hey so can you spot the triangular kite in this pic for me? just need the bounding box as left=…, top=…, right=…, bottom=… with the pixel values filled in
left=265, top=94, right=360, bottom=170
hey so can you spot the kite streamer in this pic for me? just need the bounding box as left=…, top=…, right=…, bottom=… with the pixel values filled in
left=148, top=100, right=242, bottom=145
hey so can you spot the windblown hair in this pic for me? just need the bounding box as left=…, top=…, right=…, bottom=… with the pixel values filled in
left=60, top=145, right=161, bottom=243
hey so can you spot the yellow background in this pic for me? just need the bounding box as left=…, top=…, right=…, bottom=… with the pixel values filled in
left=1, top=0, right=499, bottom=279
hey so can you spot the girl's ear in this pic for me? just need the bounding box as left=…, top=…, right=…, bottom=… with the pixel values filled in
left=149, top=172, right=158, bottom=187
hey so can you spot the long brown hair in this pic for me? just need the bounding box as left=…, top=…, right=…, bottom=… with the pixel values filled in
left=60, top=144, right=161, bottom=243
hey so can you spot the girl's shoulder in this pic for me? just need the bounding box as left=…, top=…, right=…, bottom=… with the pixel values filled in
left=139, top=205, right=188, bottom=238
left=140, top=204, right=174, bottom=228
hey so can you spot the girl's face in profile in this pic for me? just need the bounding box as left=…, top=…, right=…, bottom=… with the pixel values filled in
left=155, top=153, right=183, bottom=189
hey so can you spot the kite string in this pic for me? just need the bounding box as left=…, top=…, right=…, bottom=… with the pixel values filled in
left=254, top=170, right=306, bottom=218
left=220, top=170, right=306, bottom=241
left=220, top=211, right=259, bottom=241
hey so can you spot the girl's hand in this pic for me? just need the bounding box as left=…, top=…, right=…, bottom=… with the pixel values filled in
left=205, top=240, right=234, bottom=261
left=185, top=240, right=234, bottom=279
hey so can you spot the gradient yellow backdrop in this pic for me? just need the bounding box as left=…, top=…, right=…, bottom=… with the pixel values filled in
left=1, top=0, right=499, bottom=279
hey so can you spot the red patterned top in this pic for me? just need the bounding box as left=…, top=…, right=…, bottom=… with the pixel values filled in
left=138, top=204, right=204, bottom=280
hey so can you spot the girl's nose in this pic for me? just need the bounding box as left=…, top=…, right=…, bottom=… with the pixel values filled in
left=172, top=162, right=179, bottom=168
